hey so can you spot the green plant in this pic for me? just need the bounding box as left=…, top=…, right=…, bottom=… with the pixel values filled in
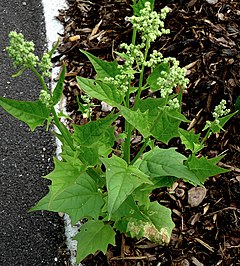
left=0, top=1, right=237, bottom=263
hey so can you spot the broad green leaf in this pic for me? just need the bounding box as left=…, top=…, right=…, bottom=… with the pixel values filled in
left=52, top=65, right=66, bottom=105
left=81, top=49, right=120, bottom=80
left=52, top=173, right=103, bottom=224
left=31, top=158, right=103, bottom=223
left=147, top=63, right=170, bottom=91
left=178, top=128, right=204, bottom=153
left=119, top=106, right=150, bottom=138
left=78, top=146, right=100, bottom=166
left=73, top=114, right=117, bottom=147
left=31, top=158, right=85, bottom=210
left=134, top=98, right=188, bottom=144
left=187, top=155, right=229, bottom=183
left=74, top=220, right=116, bottom=263
left=76, top=77, right=123, bottom=106
left=135, top=98, right=166, bottom=112
left=136, top=147, right=201, bottom=185
left=150, top=108, right=187, bottom=144
left=0, top=97, right=50, bottom=131
left=111, top=195, right=148, bottom=221
left=102, top=155, right=152, bottom=216
left=72, top=114, right=117, bottom=165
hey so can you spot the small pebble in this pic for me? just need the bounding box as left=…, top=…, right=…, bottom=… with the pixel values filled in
left=22, top=1, right=27, bottom=5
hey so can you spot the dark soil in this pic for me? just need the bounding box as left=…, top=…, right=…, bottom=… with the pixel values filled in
left=55, top=0, right=240, bottom=265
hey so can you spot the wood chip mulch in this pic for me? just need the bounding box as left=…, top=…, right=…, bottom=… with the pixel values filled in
left=54, top=0, right=240, bottom=265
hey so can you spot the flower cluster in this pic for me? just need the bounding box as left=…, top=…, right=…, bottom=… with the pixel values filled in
left=104, top=43, right=144, bottom=93
left=157, top=58, right=189, bottom=98
left=130, top=2, right=170, bottom=42
left=39, top=90, right=52, bottom=108
left=38, top=53, right=52, bottom=77
left=6, top=31, right=39, bottom=68
left=120, top=43, right=145, bottom=69
left=213, top=99, right=230, bottom=119
left=144, top=50, right=163, bottom=68
left=167, top=98, right=180, bottom=110
left=104, top=70, right=132, bottom=94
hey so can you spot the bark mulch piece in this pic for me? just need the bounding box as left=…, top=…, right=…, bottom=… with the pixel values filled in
left=55, top=0, right=240, bottom=265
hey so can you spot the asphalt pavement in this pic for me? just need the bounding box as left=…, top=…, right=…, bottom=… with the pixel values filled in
left=0, top=1, right=66, bottom=265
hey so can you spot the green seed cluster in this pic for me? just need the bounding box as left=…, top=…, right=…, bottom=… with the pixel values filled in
left=130, top=2, right=170, bottom=42
left=213, top=99, right=230, bottom=119
left=6, top=31, right=39, bottom=68
left=157, top=58, right=189, bottom=98
left=38, top=53, right=52, bottom=77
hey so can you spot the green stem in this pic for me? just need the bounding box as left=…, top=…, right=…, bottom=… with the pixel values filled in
left=200, top=128, right=211, bottom=146
left=123, top=21, right=138, bottom=164
left=133, top=39, right=150, bottom=110
left=51, top=106, right=75, bottom=150
left=30, top=65, right=101, bottom=181
left=30, top=66, right=48, bottom=92
left=130, top=138, right=148, bottom=165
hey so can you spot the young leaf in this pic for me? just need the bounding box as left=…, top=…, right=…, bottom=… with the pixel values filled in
left=0, top=97, right=50, bottom=131
left=187, top=155, right=229, bottom=183
left=102, top=155, right=152, bottom=217
left=178, top=128, right=204, bottom=153
left=136, top=147, right=201, bottom=185
left=48, top=38, right=60, bottom=58
left=81, top=49, right=120, bottom=80
left=52, top=65, right=66, bottom=105
left=210, top=111, right=238, bottom=133
left=12, top=67, right=26, bottom=78
left=74, top=220, right=116, bottom=263
left=76, top=77, right=123, bottom=106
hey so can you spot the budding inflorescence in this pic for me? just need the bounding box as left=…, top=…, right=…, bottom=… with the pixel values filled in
left=7, top=31, right=39, bottom=68
left=38, top=53, right=52, bottom=77
left=213, top=99, right=230, bottom=120
left=167, top=98, right=180, bottom=110
left=7, top=31, right=52, bottom=77
left=157, top=58, right=189, bottom=98
left=130, top=2, right=170, bottom=42
left=39, top=90, right=52, bottom=108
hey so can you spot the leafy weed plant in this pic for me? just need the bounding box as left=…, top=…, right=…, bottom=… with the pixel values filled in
left=0, top=0, right=237, bottom=263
